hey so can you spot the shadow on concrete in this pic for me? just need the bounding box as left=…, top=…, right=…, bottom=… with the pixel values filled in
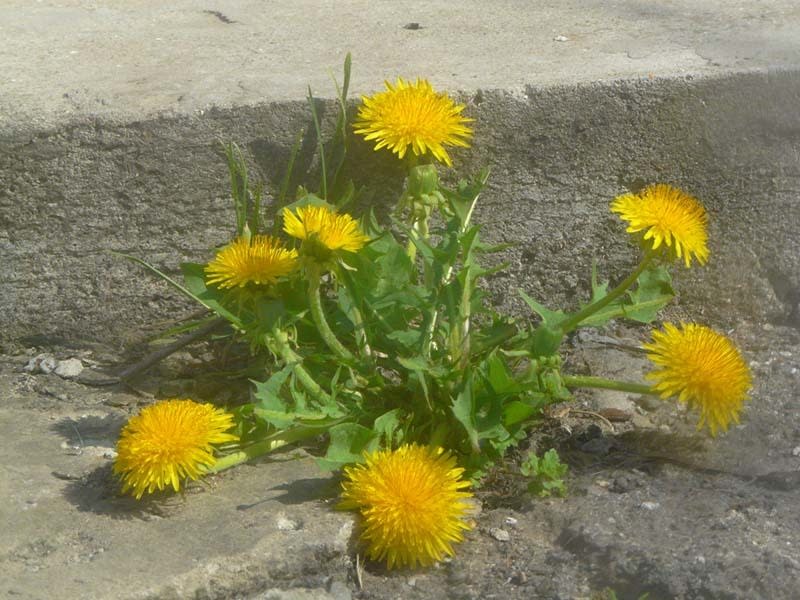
left=49, top=413, right=127, bottom=448
left=267, top=476, right=341, bottom=505
left=59, top=462, right=181, bottom=520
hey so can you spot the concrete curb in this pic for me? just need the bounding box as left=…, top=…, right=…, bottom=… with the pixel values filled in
left=2, top=70, right=799, bottom=349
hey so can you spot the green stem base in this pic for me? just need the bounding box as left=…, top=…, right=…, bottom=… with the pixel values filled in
left=563, top=374, right=656, bottom=396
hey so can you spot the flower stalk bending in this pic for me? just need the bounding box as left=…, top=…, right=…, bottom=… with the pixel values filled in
left=266, top=327, right=332, bottom=404
left=558, top=250, right=655, bottom=334
left=562, top=374, right=655, bottom=396
left=306, top=264, right=354, bottom=361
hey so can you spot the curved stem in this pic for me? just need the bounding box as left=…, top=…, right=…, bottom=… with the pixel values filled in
left=332, top=265, right=372, bottom=359
left=307, top=266, right=354, bottom=361
left=562, top=374, right=657, bottom=396
left=559, top=251, right=655, bottom=334
left=406, top=213, right=430, bottom=263
left=207, top=439, right=288, bottom=474
left=207, top=425, right=329, bottom=473
left=268, top=328, right=332, bottom=404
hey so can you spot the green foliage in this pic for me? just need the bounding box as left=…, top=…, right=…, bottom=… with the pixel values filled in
left=123, top=57, right=695, bottom=487
left=581, top=262, right=674, bottom=327
left=520, top=449, right=568, bottom=497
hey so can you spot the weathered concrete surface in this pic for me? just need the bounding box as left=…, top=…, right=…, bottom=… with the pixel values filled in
left=2, top=71, right=800, bottom=349
left=1, top=1, right=799, bottom=349
left=2, top=2, right=800, bottom=599
left=2, top=322, right=799, bottom=599
left=1, top=0, right=798, bottom=130
left=0, top=360, right=355, bottom=600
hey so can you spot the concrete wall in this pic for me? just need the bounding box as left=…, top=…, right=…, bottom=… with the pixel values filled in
left=2, top=70, right=799, bottom=350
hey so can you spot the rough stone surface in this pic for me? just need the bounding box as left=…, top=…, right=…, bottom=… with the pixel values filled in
left=54, top=357, right=85, bottom=378
left=2, top=0, right=798, bottom=130
left=2, top=1, right=800, bottom=349
left=2, top=71, right=800, bottom=349
left=2, top=2, right=800, bottom=599
left=2, top=321, right=799, bottom=599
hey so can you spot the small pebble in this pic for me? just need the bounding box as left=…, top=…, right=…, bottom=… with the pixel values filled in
left=275, top=513, right=301, bottom=531
left=55, top=358, right=84, bottom=378
left=792, top=446, right=800, bottom=457
left=489, top=527, right=510, bottom=542
left=636, top=395, right=663, bottom=412
left=631, top=414, right=655, bottom=429
left=23, top=353, right=57, bottom=374
left=510, top=571, right=528, bottom=585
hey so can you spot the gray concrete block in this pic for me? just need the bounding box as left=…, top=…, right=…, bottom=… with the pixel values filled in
left=2, top=71, right=799, bottom=348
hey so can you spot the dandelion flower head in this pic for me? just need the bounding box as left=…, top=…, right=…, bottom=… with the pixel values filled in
left=611, top=183, right=709, bottom=267
left=339, top=444, right=473, bottom=569
left=644, top=323, right=752, bottom=436
left=205, top=235, right=298, bottom=289
left=283, top=205, right=369, bottom=253
left=354, top=78, right=473, bottom=167
left=114, top=399, right=238, bottom=499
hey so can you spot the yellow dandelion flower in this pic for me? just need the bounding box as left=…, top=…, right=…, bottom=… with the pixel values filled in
left=354, top=78, right=473, bottom=167
left=610, top=183, right=709, bottom=267
left=644, top=323, right=752, bottom=436
left=282, top=205, right=369, bottom=253
left=339, top=444, right=473, bottom=569
left=205, top=235, right=298, bottom=289
left=114, top=399, right=238, bottom=499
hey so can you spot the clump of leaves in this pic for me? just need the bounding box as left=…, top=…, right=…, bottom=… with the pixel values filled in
left=520, top=449, right=568, bottom=497
left=119, top=55, right=745, bottom=495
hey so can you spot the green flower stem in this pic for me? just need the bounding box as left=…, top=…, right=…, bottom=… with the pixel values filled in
left=558, top=251, right=655, bottom=334
left=331, top=263, right=372, bottom=359
left=406, top=214, right=430, bottom=263
left=207, top=425, right=326, bottom=474
left=406, top=238, right=417, bottom=263
left=338, top=267, right=394, bottom=335
left=268, top=328, right=332, bottom=404
left=562, top=374, right=657, bottom=396
left=344, top=299, right=372, bottom=359
left=421, top=191, right=482, bottom=360
left=306, top=266, right=354, bottom=361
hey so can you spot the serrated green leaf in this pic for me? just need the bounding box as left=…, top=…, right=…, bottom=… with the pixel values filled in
left=590, top=261, right=610, bottom=303
left=540, top=448, right=569, bottom=477
left=580, top=264, right=674, bottom=327
left=625, top=264, right=674, bottom=322
left=251, top=365, right=295, bottom=428
left=373, top=409, right=402, bottom=447
left=316, top=423, right=378, bottom=471
left=253, top=365, right=293, bottom=405
left=441, top=167, right=489, bottom=226
left=180, top=262, right=243, bottom=327
left=451, top=375, right=479, bottom=452
left=502, top=400, right=538, bottom=427
left=483, top=353, right=521, bottom=396
left=521, top=448, right=568, bottom=497
left=519, top=290, right=567, bottom=328
left=386, top=329, right=422, bottom=351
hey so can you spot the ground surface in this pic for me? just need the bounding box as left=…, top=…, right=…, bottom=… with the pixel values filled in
left=2, top=320, right=799, bottom=600
left=2, top=0, right=798, bottom=129
left=2, top=2, right=800, bottom=599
